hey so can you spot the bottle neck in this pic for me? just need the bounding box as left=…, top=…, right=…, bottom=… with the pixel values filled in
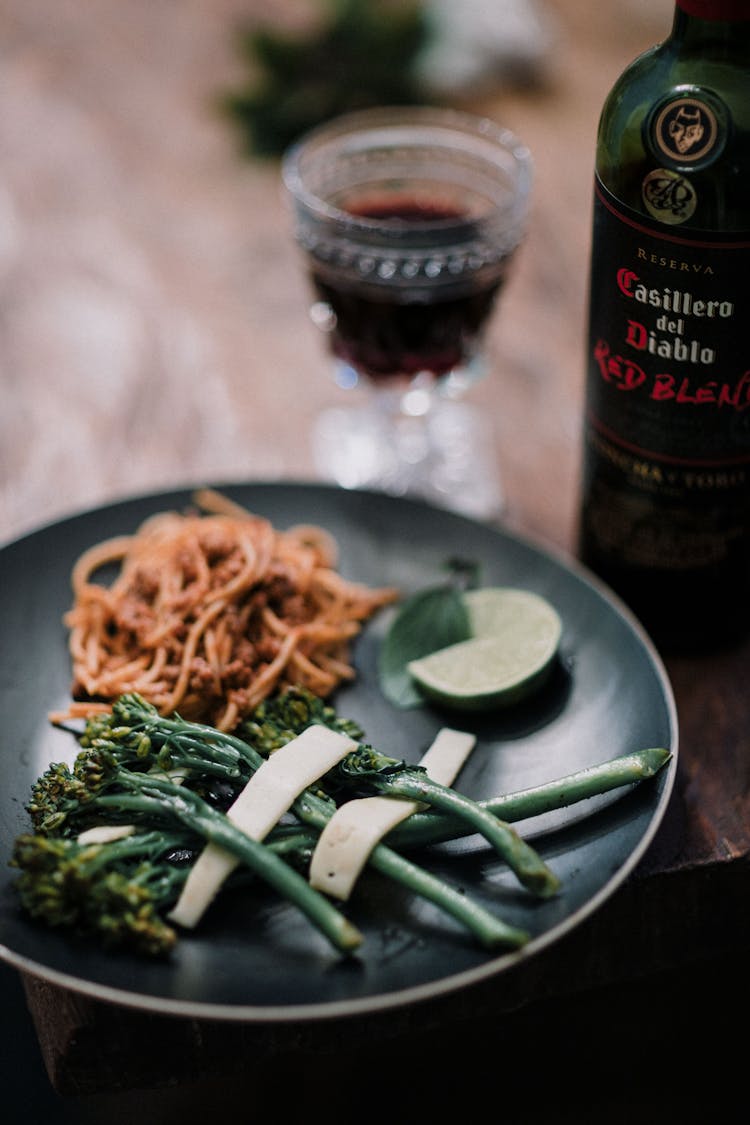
left=672, top=0, right=750, bottom=48
left=674, top=0, right=750, bottom=18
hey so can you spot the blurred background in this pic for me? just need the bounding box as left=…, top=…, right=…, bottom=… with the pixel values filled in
left=0, top=0, right=674, bottom=550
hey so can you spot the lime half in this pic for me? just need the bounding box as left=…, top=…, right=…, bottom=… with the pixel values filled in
left=407, top=587, right=562, bottom=711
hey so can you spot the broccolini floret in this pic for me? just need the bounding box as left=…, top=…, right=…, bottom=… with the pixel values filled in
left=241, top=686, right=366, bottom=753
left=11, top=830, right=189, bottom=956
left=18, top=720, right=363, bottom=955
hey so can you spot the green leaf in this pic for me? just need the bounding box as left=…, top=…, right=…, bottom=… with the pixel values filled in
left=220, top=0, right=434, bottom=157
left=378, top=585, right=472, bottom=709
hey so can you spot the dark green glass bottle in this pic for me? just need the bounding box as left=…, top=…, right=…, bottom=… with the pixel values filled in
left=577, top=0, right=750, bottom=652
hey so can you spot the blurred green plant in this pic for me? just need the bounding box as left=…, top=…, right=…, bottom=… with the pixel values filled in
left=220, top=0, right=436, bottom=157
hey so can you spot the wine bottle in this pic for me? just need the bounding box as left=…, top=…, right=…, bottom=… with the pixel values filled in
left=577, top=0, right=750, bottom=652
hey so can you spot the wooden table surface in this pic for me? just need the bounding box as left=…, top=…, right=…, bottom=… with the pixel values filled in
left=1, top=1, right=748, bottom=1119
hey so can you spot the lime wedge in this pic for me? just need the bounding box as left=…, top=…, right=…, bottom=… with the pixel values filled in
left=407, top=587, right=562, bottom=711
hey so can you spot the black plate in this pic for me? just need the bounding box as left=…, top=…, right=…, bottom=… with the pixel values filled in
left=0, top=482, right=677, bottom=1021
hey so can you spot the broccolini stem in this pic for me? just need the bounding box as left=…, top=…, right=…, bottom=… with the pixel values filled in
left=79, top=828, right=193, bottom=873
left=366, top=844, right=529, bottom=948
left=255, top=823, right=528, bottom=950
left=387, top=747, right=672, bottom=850
left=284, top=790, right=526, bottom=947
left=364, top=771, right=559, bottom=898
left=116, top=710, right=266, bottom=771
left=97, top=775, right=362, bottom=954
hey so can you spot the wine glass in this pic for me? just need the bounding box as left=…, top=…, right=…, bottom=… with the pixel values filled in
left=281, top=106, right=532, bottom=519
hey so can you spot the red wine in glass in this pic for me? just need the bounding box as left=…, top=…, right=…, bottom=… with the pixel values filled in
left=309, top=194, right=508, bottom=384
left=282, top=106, right=532, bottom=516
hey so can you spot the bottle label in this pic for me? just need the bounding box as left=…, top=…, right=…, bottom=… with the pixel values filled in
left=650, top=94, right=723, bottom=168
left=582, top=177, right=750, bottom=573
left=641, top=168, right=698, bottom=224
left=641, top=87, right=730, bottom=222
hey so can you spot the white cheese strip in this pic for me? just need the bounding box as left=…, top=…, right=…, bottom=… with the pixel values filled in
left=168, top=724, right=357, bottom=929
left=409, top=727, right=477, bottom=788
left=77, top=824, right=136, bottom=846
left=308, top=727, right=476, bottom=902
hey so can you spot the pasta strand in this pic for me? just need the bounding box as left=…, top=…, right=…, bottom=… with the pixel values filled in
left=53, top=492, right=397, bottom=730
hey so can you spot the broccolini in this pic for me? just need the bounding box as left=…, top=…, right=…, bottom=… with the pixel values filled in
left=10, top=688, right=670, bottom=959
